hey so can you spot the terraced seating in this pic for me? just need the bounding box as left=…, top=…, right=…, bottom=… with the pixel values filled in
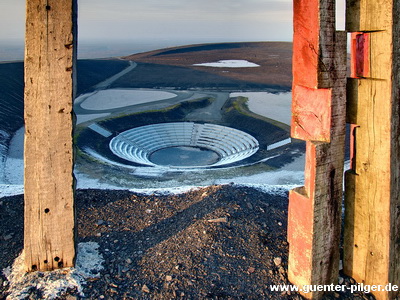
left=109, top=122, right=259, bottom=168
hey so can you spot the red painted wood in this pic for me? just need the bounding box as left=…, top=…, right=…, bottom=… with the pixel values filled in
left=289, top=2, right=347, bottom=297
left=304, top=141, right=317, bottom=196
left=291, top=85, right=332, bottom=142
left=293, top=0, right=320, bottom=88
left=288, top=189, right=314, bottom=280
left=288, top=141, right=316, bottom=284
left=351, top=32, right=370, bottom=78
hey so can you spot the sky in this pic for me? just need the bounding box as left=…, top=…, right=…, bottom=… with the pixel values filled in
left=0, top=0, right=345, bottom=59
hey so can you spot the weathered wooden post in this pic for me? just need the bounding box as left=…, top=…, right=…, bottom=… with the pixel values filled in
left=344, top=0, right=400, bottom=299
left=287, top=0, right=347, bottom=298
left=24, top=0, right=77, bottom=271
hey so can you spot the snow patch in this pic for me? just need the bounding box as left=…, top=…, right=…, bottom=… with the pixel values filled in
left=230, top=92, right=292, bottom=125
left=126, top=183, right=298, bottom=198
left=344, top=159, right=351, bottom=172
left=76, top=112, right=111, bottom=125
left=0, top=184, right=24, bottom=197
left=215, top=169, right=304, bottom=191
left=75, top=170, right=126, bottom=191
left=3, top=242, right=104, bottom=299
left=0, top=127, right=24, bottom=187
left=75, top=242, right=104, bottom=278
left=267, top=138, right=292, bottom=151
left=88, top=123, right=113, bottom=137
left=115, top=180, right=302, bottom=198
left=235, top=183, right=298, bottom=197
left=3, top=127, right=24, bottom=186
left=0, top=130, right=10, bottom=150
left=78, top=89, right=177, bottom=111
left=4, top=157, right=23, bottom=185
left=0, top=130, right=10, bottom=182
left=128, top=185, right=204, bottom=196
left=193, top=60, right=260, bottom=68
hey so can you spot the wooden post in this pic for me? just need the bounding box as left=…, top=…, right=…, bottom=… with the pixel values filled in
left=344, top=0, right=400, bottom=299
left=287, top=0, right=347, bottom=298
left=24, top=0, right=77, bottom=271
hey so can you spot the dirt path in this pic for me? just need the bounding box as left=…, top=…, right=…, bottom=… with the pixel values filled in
left=186, top=92, right=229, bottom=122
left=94, top=61, right=137, bottom=90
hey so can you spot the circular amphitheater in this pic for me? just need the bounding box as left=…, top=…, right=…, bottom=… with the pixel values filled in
left=109, top=122, right=259, bottom=168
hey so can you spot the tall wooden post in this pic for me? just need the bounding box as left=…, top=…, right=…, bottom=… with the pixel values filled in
left=24, top=0, right=77, bottom=271
left=344, top=0, right=400, bottom=299
left=287, top=0, right=347, bottom=298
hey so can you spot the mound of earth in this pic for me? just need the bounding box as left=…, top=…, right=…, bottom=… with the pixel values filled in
left=117, top=42, right=292, bottom=91
left=1, top=186, right=370, bottom=299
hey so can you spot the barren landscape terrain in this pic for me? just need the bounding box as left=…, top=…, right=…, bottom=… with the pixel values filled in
left=117, top=42, right=292, bottom=91
left=0, top=42, right=365, bottom=299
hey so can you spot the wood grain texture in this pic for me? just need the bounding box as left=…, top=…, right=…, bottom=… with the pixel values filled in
left=292, top=0, right=320, bottom=89
left=344, top=0, right=400, bottom=299
left=291, top=86, right=332, bottom=142
left=24, top=0, right=77, bottom=271
left=288, top=1, right=347, bottom=298
left=346, top=0, right=393, bottom=32
left=390, top=0, right=400, bottom=294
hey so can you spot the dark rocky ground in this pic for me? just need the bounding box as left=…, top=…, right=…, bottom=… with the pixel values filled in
left=0, top=42, right=368, bottom=299
left=0, top=185, right=374, bottom=299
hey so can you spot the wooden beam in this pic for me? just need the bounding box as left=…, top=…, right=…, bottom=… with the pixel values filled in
left=344, top=0, right=400, bottom=298
left=24, top=0, right=77, bottom=271
left=288, top=0, right=347, bottom=298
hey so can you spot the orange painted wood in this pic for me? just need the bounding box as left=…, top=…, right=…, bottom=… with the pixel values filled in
left=292, top=0, right=320, bottom=89
left=288, top=142, right=316, bottom=287
left=24, top=0, right=77, bottom=271
left=291, top=85, right=332, bottom=142
left=293, top=0, right=336, bottom=90
left=288, top=0, right=347, bottom=298
left=288, top=188, right=313, bottom=286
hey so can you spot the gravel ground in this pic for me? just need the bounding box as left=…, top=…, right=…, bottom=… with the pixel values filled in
left=0, top=185, right=374, bottom=299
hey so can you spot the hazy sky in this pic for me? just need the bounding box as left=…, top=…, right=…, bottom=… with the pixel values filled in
left=0, top=0, right=345, bottom=59
left=0, top=0, right=292, bottom=42
left=78, top=0, right=294, bottom=42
